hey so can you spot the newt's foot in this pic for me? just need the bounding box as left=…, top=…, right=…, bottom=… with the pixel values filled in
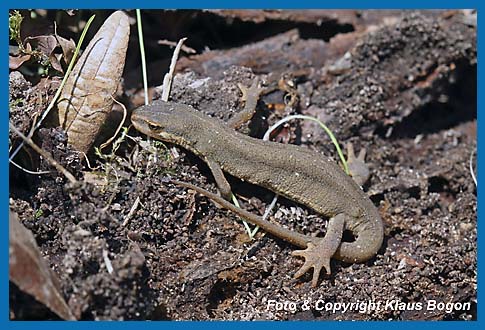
left=346, top=142, right=370, bottom=186
left=292, top=242, right=332, bottom=287
left=238, top=78, right=265, bottom=103
left=291, top=214, right=345, bottom=287
left=228, top=78, right=265, bottom=129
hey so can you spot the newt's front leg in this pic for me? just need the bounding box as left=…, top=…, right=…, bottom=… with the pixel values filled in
left=227, top=78, right=265, bottom=129
left=206, top=79, right=265, bottom=199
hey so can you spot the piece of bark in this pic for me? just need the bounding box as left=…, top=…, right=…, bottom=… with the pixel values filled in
left=9, top=210, right=76, bottom=320
left=305, top=12, right=476, bottom=141
left=57, top=10, right=129, bottom=153
left=177, top=29, right=331, bottom=79
left=205, top=9, right=403, bottom=28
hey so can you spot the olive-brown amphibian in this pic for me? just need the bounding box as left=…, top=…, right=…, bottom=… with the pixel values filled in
left=131, top=89, right=383, bottom=287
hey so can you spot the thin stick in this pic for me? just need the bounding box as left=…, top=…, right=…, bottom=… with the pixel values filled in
left=9, top=122, right=77, bottom=184
left=9, top=159, right=52, bottom=175
left=99, top=97, right=128, bottom=151
left=79, top=151, right=99, bottom=171
left=136, top=9, right=149, bottom=106
left=470, top=146, right=477, bottom=186
left=102, top=249, right=114, bottom=274
left=157, top=39, right=196, bottom=54
left=161, top=37, right=187, bottom=102
left=123, top=196, right=140, bottom=227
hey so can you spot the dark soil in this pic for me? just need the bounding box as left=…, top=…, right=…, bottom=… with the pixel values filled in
left=9, top=10, right=476, bottom=320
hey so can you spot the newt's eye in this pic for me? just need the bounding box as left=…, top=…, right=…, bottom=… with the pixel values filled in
left=147, top=121, right=163, bottom=131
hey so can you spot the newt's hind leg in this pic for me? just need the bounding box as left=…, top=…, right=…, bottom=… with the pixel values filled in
left=346, top=142, right=370, bottom=187
left=292, top=213, right=346, bottom=287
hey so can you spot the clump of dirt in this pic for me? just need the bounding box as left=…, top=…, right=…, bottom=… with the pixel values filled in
left=9, top=10, right=476, bottom=320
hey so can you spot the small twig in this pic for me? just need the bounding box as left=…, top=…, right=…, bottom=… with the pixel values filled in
left=99, top=97, right=128, bottom=152
left=9, top=159, right=52, bottom=175
left=252, top=193, right=279, bottom=239
left=136, top=9, right=149, bottom=106
left=262, top=193, right=279, bottom=221
left=9, top=122, right=77, bottom=184
left=27, top=112, right=40, bottom=140
left=79, top=151, right=99, bottom=171
left=102, top=249, right=114, bottom=274
left=161, top=37, right=187, bottom=102
left=123, top=196, right=141, bottom=227
left=157, top=39, right=196, bottom=54
left=470, top=146, right=477, bottom=187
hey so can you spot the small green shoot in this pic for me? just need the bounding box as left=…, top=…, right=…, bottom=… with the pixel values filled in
left=34, top=209, right=43, bottom=219
left=231, top=193, right=259, bottom=239
left=9, top=98, right=23, bottom=108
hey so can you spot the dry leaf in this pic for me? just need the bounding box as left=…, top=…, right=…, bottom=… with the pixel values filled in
left=49, top=53, right=64, bottom=73
left=9, top=43, right=32, bottom=70
left=57, top=11, right=130, bottom=153
left=55, top=34, right=76, bottom=65
left=9, top=210, right=76, bottom=320
left=26, top=35, right=58, bottom=57
left=9, top=53, right=31, bottom=69
left=17, top=35, right=71, bottom=72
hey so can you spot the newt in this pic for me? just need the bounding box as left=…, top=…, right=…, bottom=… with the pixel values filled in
left=131, top=80, right=384, bottom=287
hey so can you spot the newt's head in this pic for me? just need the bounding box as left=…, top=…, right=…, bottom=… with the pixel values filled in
left=131, top=100, right=204, bottom=151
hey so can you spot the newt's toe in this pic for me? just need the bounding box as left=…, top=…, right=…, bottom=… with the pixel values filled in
left=292, top=242, right=332, bottom=287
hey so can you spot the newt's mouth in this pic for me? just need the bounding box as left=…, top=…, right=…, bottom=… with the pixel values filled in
left=131, top=113, right=188, bottom=148
left=131, top=106, right=164, bottom=134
